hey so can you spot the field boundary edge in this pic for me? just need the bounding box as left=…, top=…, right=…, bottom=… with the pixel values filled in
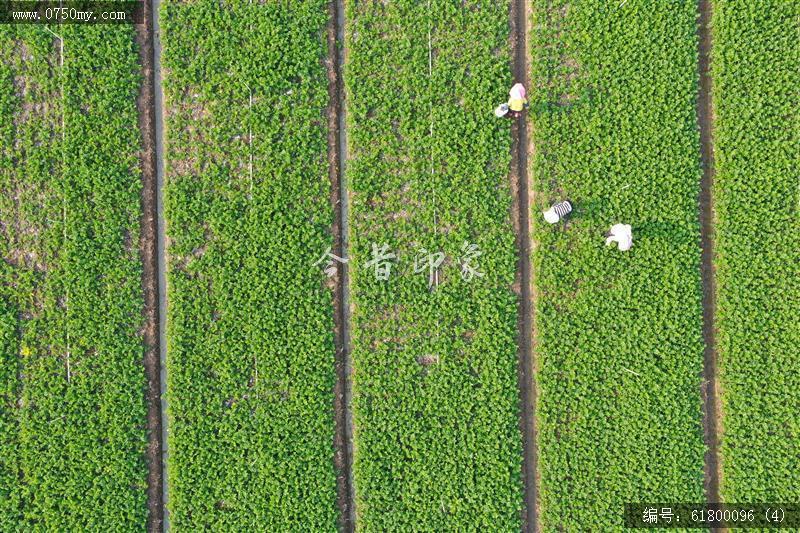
left=510, top=0, right=537, bottom=529
left=697, top=0, right=723, bottom=509
left=150, top=0, right=170, bottom=528
left=328, top=0, right=356, bottom=529
left=135, top=2, right=165, bottom=531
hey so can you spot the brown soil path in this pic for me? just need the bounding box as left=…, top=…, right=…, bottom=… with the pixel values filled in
left=327, top=0, right=355, bottom=530
left=135, top=2, right=164, bottom=531
left=510, top=0, right=537, bottom=530
left=697, top=0, right=723, bottom=511
left=151, top=0, right=171, bottom=527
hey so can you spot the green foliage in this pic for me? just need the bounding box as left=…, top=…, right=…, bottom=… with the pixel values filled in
left=712, top=0, right=800, bottom=501
left=345, top=0, right=523, bottom=530
left=160, top=0, right=339, bottom=529
left=0, top=25, right=148, bottom=529
left=530, top=1, right=706, bottom=529
left=0, top=298, right=22, bottom=529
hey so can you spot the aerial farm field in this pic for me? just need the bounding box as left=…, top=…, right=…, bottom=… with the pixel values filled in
left=0, top=26, right=149, bottom=529
left=530, top=1, right=706, bottom=528
left=159, top=0, right=339, bottom=529
left=0, top=0, right=797, bottom=531
left=345, top=0, right=524, bottom=529
left=712, top=0, right=800, bottom=502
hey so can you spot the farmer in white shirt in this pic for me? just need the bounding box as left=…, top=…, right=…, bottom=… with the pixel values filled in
left=606, top=223, right=633, bottom=251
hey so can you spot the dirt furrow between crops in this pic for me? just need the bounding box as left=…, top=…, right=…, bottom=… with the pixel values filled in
left=697, top=0, right=723, bottom=511
left=151, top=0, right=170, bottom=529
left=328, top=0, right=356, bottom=530
left=135, top=3, right=164, bottom=531
left=510, top=0, right=537, bottom=529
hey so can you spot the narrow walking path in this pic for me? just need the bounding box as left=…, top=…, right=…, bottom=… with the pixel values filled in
left=697, top=0, right=722, bottom=506
left=150, top=0, right=170, bottom=528
left=510, top=0, right=537, bottom=529
left=327, top=0, right=356, bottom=530
left=135, top=1, right=165, bottom=530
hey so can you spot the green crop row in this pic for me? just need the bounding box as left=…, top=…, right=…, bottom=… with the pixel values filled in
left=0, top=26, right=149, bottom=529
left=712, top=0, right=800, bottom=501
left=530, top=1, right=706, bottom=529
left=160, top=0, right=339, bottom=529
left=344, top=0, right=524, bottom=529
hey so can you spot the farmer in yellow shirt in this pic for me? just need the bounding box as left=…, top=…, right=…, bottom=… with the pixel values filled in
left=508, top=83, right=528, bottom=118
left=495, top=83, right=528, bottom=118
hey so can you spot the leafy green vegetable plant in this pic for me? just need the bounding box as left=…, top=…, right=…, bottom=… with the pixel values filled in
left=345, top=0, right=524, bottom=529
left=160, top=0, right=339, bottom=529
left=712, top=0, right=800, bottom=502
left=0, top=25, right=149, bottom=529
left=530, top=1, right=706, bottom=528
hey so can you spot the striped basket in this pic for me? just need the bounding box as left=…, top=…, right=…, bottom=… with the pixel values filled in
left=543, top=200, right=572, bottom=224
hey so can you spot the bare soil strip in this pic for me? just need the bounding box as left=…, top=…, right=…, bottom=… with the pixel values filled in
left=510, top=0, right=537, bottom=529
left=327, top=0, right=355, bottom=530
left=697, top=0, right=722, bottom=508
left=150, top=0, right=171, bottom=528
left=135, top=3, right=164, bottom=531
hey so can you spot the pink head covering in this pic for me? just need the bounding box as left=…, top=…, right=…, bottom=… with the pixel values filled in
left=509, top=83, right=526, bottom=100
